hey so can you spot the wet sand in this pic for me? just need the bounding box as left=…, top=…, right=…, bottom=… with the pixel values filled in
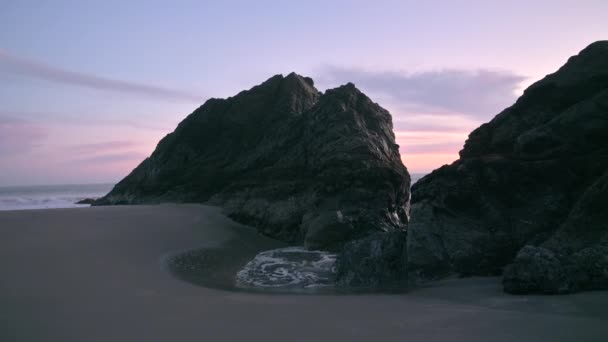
left=0, top=204, right=607, bottom=341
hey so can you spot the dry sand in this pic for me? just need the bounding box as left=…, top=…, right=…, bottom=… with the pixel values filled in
left=0, top=204, right=607, bottom=341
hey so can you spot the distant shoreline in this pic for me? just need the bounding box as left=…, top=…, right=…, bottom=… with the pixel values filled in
left=0, top=183, right=114, bottom=211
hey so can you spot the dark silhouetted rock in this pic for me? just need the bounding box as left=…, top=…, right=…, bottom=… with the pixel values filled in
left=336, top=231, right=408, bottom=288
left=502, top=245, right=573, bottom=294
left=96, top=73, right=410, bottom=252
left=76, top=198, right=96, bottom=205
left=408, top=41, right=608, bottom=293
left=503, top=169, right=608, bottom=293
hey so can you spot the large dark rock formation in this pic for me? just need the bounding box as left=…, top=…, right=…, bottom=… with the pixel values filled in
left=503, top=169, right=608, bottom=293
left=336, top=231, right=408, bottom=289
left=407, top=41, right=608, bottom=293
left=97, top=73, right=410, bottom=251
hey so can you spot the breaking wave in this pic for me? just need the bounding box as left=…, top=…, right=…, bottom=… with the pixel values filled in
left=0, top=184, right=113, bottom=211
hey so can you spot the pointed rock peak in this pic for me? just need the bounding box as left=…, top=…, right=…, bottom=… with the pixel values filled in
left=255, top=72, right=316, bottom=90
left=251, top=73, right=286, bottom=90
left=272, top=73, right=320, bottom=115
left=252, top=72, right=319, bottom=96
left=324, top=82, right=358, bottom=95
left=335, top=82, right=362, bottom=94
left=322, top=82, right=368, bottom=105
left=285, top=72, right=315, bottom=88
left=316, top=82, right=392, bottom=127
left=233, top=73, right=320, bottom=104
left=279, top=72, right=319, bottom=97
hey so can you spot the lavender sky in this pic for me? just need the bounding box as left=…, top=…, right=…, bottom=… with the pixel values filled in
left=0, top=0, right=606, bottom=186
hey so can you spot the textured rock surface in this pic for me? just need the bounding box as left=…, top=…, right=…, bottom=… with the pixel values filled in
left=336, top=231, right=408, bottom=288
left=408, top=41, right=608, bottom=293
left=504, top=169, right=608, bottom=293
left=502, top=246, right=574, bottom=294
left=97, top=73, right=410, bottom=251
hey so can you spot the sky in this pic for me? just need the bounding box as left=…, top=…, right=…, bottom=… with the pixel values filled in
left=0, top=0, right=606, bottom=186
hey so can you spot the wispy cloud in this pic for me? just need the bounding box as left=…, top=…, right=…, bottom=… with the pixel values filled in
left=395, top=131, right=468, bottom=146
left=71, top=151, right=147, bottom=164
left=0, top=49, right=202, bottom=102
left=392, top=113, right=480, bottom=133
left=1, top=110, right=173, bottom=131
left=70, top=140, right=140, bottom=154
left=77, top=118, right=172, bottom=131
left=400, top=142, right=465, bottom=154
left=0, top=116, right=47, bottom=155
left=66, top=139, right=148, bottom=166
left=318, top=66, right=526, bottom=119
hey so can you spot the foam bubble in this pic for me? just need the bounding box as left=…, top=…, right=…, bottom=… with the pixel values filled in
left=236, top=247, right=337, bottom=289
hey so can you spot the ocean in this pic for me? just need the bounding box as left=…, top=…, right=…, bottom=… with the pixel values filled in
left=0, top=183, right=114, bottom=211
left=0, top=174, right=425, bottom=212
left=411, top=173, right=425, bottom=184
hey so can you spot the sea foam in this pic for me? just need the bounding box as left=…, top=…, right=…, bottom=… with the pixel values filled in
left=236, top=247, right=337, bottom=289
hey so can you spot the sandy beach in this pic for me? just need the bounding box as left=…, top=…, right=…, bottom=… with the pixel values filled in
left=0, top=204, right=607, bottom=342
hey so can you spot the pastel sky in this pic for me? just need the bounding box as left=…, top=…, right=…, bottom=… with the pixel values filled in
left=1, top=0, right=606, bottom=186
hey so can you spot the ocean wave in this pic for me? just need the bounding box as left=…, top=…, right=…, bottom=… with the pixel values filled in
left=236, top=247, right=337, bottom=289
left=0, top=184, right=113, bottom=211
left=0, top=196, right=89, bottom=211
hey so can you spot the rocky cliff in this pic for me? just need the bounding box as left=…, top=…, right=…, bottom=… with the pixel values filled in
left=408, top=41, right=608, bottom=293
left=96, top=73, right=410, bottom=251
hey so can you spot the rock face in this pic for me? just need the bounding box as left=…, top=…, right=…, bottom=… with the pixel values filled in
left=408, top=41, right=608, bottom=293
left=97, top=73, right=410, bottom=251
left=503, top=169, right=608, bottom=293
left=336, top=231, right=408, bottom=289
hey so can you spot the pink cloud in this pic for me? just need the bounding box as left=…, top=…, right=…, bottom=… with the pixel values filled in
left=0, top=117, right=47, bottom=155
left=72, top=151, right=147, bottom=164
left=70, top=140, right=141, bottom=154
left=395, top=129, right=469, bottom=172
left=319, top=66, right=525, bottom=119
left=400, top=142, right=464, bottom=154
left=401, top=153, right=459, bottom=174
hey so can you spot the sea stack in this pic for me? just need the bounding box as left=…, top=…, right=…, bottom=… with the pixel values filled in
left=97, top=73, right=410, bottom=252
left=407, top=41, right=608, bottom=293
